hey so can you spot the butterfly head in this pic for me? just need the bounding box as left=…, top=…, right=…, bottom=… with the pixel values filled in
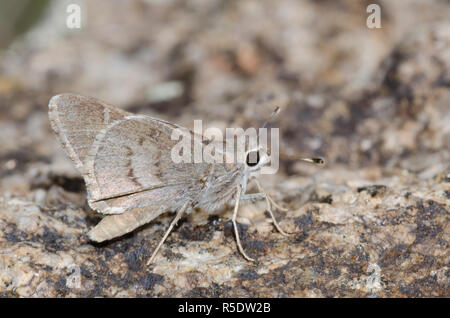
left=243, top=146, right=270, bottom=179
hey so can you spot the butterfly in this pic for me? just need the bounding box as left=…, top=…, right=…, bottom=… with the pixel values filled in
left=49, top=93, right=323, bottom=264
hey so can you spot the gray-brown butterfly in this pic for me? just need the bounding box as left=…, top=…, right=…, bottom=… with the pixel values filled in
left=48, top=93, right=323, bottom=265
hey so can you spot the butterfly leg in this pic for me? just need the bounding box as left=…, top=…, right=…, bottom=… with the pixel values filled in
left=230, top=193, right=266, bottom=206
left=147, top=201, right=190, bottom=265
left=253, top=178, right=292, bottom=236
left=232, top=185, right=255, bottom=262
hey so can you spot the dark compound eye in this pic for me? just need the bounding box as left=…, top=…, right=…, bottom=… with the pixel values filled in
left=246, top=151, right=260, bottom=167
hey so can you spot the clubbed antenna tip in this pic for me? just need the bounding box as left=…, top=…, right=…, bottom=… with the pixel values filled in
left=299, top=157, right=325, bottom=165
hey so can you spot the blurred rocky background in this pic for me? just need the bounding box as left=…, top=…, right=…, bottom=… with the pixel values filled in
left=0, top=0, right=448, bottom=297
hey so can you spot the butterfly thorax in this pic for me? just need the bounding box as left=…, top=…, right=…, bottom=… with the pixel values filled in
left=195, top=162, right=246, bottom=212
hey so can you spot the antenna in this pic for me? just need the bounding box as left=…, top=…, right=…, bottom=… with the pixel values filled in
left=280, top=152, right=325, bottom=165
left=298, top=157, right=325, bottom=165
left=262, top=106, right=281, bottom=129
left=260, top=107, right=325, bottom=166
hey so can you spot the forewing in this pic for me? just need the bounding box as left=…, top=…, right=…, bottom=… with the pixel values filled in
left=84, top=115, right=211, bottom=214
left=49, top=94, right=211, bottom=215
left=49, top=93, right=131, bottom=171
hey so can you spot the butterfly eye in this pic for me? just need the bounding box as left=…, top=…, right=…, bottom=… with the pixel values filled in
left=246, top=151, right=260, bottom=167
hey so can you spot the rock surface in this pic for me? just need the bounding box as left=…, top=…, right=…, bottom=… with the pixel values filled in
left=0, top=0, right=448, bottom=297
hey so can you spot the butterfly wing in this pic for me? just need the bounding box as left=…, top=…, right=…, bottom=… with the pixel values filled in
left=49, top=94, right=131, bottom=171
left=49, top=94, right=211, bottom=241
left=83, top=114, right=210, bottom=213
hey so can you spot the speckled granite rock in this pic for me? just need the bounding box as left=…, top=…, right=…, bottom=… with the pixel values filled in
left=0, top=0, right=449, bottom=297
left=0, top=164, right=448, bottom=297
